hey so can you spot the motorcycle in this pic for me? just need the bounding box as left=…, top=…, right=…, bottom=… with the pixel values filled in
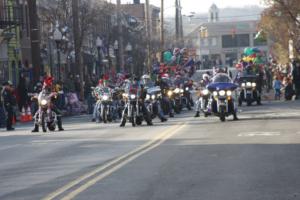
left=170, top=87, right=183, bottom=114
left=120, top=86, right=143, bottom=127
left=99, top=87, right=114, bottom=123
left=238, top=74, right=261, bottom=106
left=199, top=88, right=211, bottom=117
left=145, top=86, right=162, bottom=119
left=205, top=73, right=238, bottom=122
left=181, top=86, right=193, bottom=111
left=33, top=92, right=57, bottom=132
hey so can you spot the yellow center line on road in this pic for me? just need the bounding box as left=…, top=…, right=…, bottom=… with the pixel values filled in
left=42, top=123, right=186, bottom=200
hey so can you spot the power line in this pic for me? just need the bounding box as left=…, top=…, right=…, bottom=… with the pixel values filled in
left=129, top=13, right=262, bottom=23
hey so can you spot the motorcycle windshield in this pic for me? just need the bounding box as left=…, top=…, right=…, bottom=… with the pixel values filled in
left=212, top=73, right=232, bottom=83
left=239, top=75, right=257, bottom=82
left=102, top=87, right=111, bottom=94
left=208, top=73, right=237, bottom=91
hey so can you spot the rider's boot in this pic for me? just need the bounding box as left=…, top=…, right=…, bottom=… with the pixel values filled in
left=158, top=112, right=167, bottom=122
left=194, top=111, right=200, bottom=117
left=32, top=124, right=39, bottom=132
left=57, top=117, right=64, bottom=131
left=233, top=112, right=239, bottom=121
left=147, top=120, right=153, bottom=126
left=120, top=115, right=126, bottom=127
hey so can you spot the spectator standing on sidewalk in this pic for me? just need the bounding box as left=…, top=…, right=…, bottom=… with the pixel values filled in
left=84, top=76, right=94, bottom=114
left=2, top=81, right=16, bottom=131
left=0, top=85, right=6, bottom=128
left=292, top=60, right=300, bottom=99
left=17, top=73, right=29, bottom=112
left=284, top=77, right=295, bottom=101
left=273, top=76, right=283, bottom=100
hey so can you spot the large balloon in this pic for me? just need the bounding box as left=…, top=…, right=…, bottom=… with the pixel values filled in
left=252, top=47, right=261, bottom=53
left=163, top=51, right=172, bottom=63
left=253, top=57, right=264, bottom=64
left=244, top=47, right=253, bottom=56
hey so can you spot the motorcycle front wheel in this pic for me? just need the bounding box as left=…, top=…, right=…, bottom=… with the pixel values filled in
left=131, top=108, right=136, bottom=127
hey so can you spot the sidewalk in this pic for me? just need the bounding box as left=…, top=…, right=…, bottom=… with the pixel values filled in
left=1, top=114, right=92, bottom=130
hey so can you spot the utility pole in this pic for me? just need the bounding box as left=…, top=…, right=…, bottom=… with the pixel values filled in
left=116, top=0, right=124, bottom=73
left=28, top=0, right=41, bottom=82
left=175, top=0, right=179, bottom=46
left=160, top=0, right=164, bottom=62
left=145, top=0, right=151, bottom=74
left=179, top=0, right=184, bottom=46
left=72, top=0, right=84, bottom=99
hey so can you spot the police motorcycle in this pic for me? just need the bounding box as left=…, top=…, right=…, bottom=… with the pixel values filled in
left=112, top=87, right=125, bottom=119
left=238, top=74, right=261, bottom=106
left=120, top=80, right=152, bottom=127
left=141, top=75, right=167, bottom=121
left=194, top=74, right=211, bottom=117
left=205, top=73, right=238, bottom=122
left=91, top=86, right=102, bottom=122
left=181, top=82, right=193, bottom=110
left=32, top=90, right=57, bottom=132
left=98, top=87, right=114, bottom=123
left=157, top=77, right=175, bottom=117
left=169, top=86, right=183, bottom=114
left=145, top=86, right=163, bottom=119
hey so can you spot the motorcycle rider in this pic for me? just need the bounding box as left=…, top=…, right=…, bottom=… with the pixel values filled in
left=120, top=77, right=153, bottom=127
left=141, top=75, right=167, bottom=122
left=194, top=74, right=211, bottom=117
left=32, top=76, right=64, bottom=132
left=155, top=75, right=174, bottom=117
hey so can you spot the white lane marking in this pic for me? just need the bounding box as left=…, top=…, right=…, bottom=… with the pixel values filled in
left=238, top=132, right=281, bottom=137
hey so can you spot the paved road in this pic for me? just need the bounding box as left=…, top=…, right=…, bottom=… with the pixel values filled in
left=1, top=101, right=300, bottom=200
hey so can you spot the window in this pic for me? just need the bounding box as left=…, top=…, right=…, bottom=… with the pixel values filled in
left=204, top=38, right=209, bottom=46
left=211, top=37, right=217, bottom=46
left=222, top=34, right=250, bottom=48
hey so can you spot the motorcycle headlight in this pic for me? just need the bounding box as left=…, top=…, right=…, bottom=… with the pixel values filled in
left=151, top=95, right=156, bottom=100
left=130, top=94, right=136, bottom=99
left=241, top=83, right=246, bottom=88
left=252, top=82, right=256, bottom=87
left=102, top=95, right=109, bottom=101
left=174, top=88, right=180, bottom=94
left=246, top=82, right=252, bottom=87
left=202, top=89, right=209, bottom=95
left=180, top=89, right=184, bottom=93
left=226, top=90, right=232, bottom=96
left=168, top=91, right=173, bottom=96
left=219, top=90, right=226, bottom=96
left=185, top=87, right=189, bottom=91
left=146, top=94, right=150, bottom=100
left=41, top=99, right=47, bottom=106
left=213, top=91, right=218, bottom=96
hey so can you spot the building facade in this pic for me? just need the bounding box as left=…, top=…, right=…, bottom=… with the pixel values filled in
left=120, top=0, right=160, bottom=39
left=185, top=4, right=270, bottom=69
left=0, top=0, right=22, bottom=84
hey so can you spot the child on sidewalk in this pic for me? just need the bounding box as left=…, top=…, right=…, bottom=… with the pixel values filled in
left=273, top=77, right=283, bottom=100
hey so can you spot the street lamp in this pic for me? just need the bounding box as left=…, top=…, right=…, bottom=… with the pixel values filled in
left=96, top=37, right=103, bottom=75
left=114, top=40, right=119, bottom=72
left=53, top=25, right=63, bottom=81
left=125, top=43, right=133, bottom=74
